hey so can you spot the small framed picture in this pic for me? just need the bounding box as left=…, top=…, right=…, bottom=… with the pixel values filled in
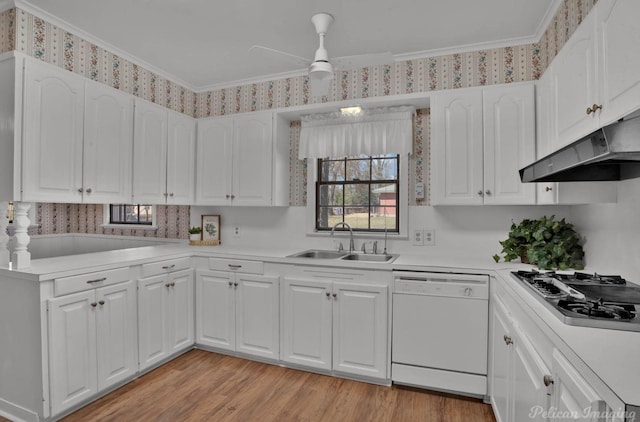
left=201, top=215, right=221, bottom=242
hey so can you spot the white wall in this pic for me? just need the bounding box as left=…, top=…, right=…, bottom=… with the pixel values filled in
left=191, top=204, right=572, bottom=260
left=570, top=178, right=640, bottom=281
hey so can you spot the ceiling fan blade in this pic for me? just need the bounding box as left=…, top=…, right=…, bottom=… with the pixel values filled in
left=248, top=45, right=311, bottom=68
left=331, top=52, right=394, bottom=71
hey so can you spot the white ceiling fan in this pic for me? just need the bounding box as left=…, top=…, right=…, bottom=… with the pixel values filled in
left=250, top=13, right=393, bottom=97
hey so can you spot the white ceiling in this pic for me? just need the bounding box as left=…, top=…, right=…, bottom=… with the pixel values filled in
left=16, top=0, right=560, bottom=91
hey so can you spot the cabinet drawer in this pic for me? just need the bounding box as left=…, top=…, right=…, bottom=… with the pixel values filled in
left=54, top=267, right=130, bottom=297
left=141, top=257, right=191, bottom=278
left=209, top=258, right=263, bottom=274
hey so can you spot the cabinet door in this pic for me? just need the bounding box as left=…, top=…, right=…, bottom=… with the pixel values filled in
left=598, top=0, right=640, bottom=124
left=95, top=280, right=137, bottom=391
left=235, top=274, right=279, bottom=360
left=22, top=59, right=84, bottom=203
left=332, top=282, right=387, bottom=379
left=132, top=100, right=168, bottom=204
left=83, top=81, right=134, bottom=204
left=551, top=349, right=607, bottom=422
left=551, top=10, right=599, bottom=148
left=48, top=290, right=97, bottom=415
left=232, top=112, right=273, bottom=206
left=483, top=84, right=535, bottom=205
left=167, top=111, right=196, bottom=205
left=195, top=116, right=234, bottom=205
left=282, top=278, right=332, bottom=371
left=138, top=274, right=168, bottom=371
left=490, top=296, right=512, bottom=422
left=166, top=269, right=194, bottom=354
left=512, top=327, right=552, bottom=422
left=195, top=270, right=235, bottom=350
left=431, top=90, right=484, bottom=205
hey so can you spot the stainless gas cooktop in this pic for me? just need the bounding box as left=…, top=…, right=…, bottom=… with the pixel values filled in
left=511, top=270, right=640, bottom=332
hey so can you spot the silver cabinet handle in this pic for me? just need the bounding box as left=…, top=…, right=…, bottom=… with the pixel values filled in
left=162, top=264, right=176, bottom=270
left=543, top=375, right=554, bottom=387
left=86, top=277, right=107, bottom=284
left=78, top=188, right=84, bottom=193
left=98, top=300, right=105, bottom=306
left=545, top=186, right=553, bottom=192
left=228, top=281, right=233, bottom=286
left=85, top=188, right=92, bottom=194
left=477, top=190, right=484, bottom=196
left=503, top=334, right=513, bottom=345
left=165, top=283, right=172, bottom=287
left=332, top=293, right=337, bottom=299
left=228, top=264, right=242, bottom=270
left=464, top=287, right=472, bottom=296
left=233, top=282, right=238, bottom=287
left=90, top=302, right=97, bottom=308
left=485, top=190, right=491, bottom=196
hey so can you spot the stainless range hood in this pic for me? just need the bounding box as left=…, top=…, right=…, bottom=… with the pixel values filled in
left=520, top=116, right=640, bottom=182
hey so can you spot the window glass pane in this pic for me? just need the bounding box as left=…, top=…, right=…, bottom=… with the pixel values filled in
left=317, top=206, right=340, bottom=229
left=318, top=185, right=343, bottom=207
left=110, top=204, right=152, bottom=225
left=344, top=184, right=369, bottom=207
left=346, top=159, right=370, bottom=181
left=319, top=159, right=345, bottom=182
left=342, top=207, right=369, bottom=230
left=139, top=205, right=153, bottom=223
left=371, top=157, right=398, bottom=180
left=376, top=211, right=397, bottom=230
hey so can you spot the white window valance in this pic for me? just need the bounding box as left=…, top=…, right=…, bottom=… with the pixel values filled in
left=298, top=106, right=415, bottom=159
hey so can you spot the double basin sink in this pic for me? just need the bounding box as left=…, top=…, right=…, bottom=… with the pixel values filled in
left=287, top=249, right=398, bottom=263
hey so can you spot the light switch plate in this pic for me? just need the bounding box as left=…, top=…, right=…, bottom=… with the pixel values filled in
left=415, top=182, right=425, bottom=200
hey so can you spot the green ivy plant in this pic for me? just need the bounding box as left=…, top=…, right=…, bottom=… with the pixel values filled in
left=188, top=226, right=202, bottom=235
left=493, top=215, right=585, bottom=270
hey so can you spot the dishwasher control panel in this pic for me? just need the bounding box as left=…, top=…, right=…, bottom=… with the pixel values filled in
left=393, top=271, right=489, bottom=299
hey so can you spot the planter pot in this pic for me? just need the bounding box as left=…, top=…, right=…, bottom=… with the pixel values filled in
left=189, top=234, right=201, bottom=241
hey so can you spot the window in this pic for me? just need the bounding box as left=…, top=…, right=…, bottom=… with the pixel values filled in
left=109, top=204, right=153, bottom=225
left=316, top=154, right=399, bottom=232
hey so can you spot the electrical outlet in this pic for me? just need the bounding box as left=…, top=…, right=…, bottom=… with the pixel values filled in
left=412, top=229, right=424, bottom=246
left=415, top=182, right=425, bottom=200
left=424, top=229, right=435, bottom=246
left=233, top=226, right=240, bottom=238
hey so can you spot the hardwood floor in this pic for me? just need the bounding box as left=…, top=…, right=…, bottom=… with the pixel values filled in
left=54, top=349, right=496, bottom=422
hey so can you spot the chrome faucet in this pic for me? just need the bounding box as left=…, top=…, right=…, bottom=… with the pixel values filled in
left=331, top=222, right=355, bottom=252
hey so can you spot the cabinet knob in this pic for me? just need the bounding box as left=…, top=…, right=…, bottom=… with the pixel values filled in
left=543, top=375, right=554, bottom=387
left=464, top=287, right=472, bottom=296
left=586, top=104, right=603, bottom=115
left=169, top=193, right=174, bottom=197
left=503, top=334, right=513, bottom=345
left=485, top=190, right=491, bottom=196
left=231, top=195, right=235, bottom=200
left=171, top=282, right=176, bottom=287
left=226, top=194, right=230, bottom=199
left=477, top=190, right=484, bottom=197
left=326, top=292, right=330, bottom=298
left=228, top=281, right=233, bottom=287
left=78, top=188, right=84, bottom=193
left=164, top=192, right=168, bottom=197
left=233, top=282, right=238, bottom=287
left=545, top=186, right=553, bottom=192
left=166, top=283, right=172, bottom=288
left=90, top=302, right=97, bottom=308
left=332, top=293, right=337, bottom=299
left=85, top=188, right=92, bottom=194
left=98, top=300, right=105, bottom=306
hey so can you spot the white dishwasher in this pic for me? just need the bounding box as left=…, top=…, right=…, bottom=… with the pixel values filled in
left=392, top=271, right=489, bottom=397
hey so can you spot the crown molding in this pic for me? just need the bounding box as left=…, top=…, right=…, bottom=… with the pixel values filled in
left=534, top=0, right=563, bottom=41
left=195, top=68, right=309, bottom=92
left=13, top=0, right=199, bottom=92
left=0, top=0, right=14, bottom=12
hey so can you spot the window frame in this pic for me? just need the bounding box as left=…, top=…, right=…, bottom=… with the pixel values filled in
left=102, top=204, right=158, bottom=230
left=306, top=155, right=409, bottom=239
left=315, top=155, right=400, bottom=233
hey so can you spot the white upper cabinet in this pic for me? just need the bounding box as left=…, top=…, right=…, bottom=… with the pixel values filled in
left=167, top=111, right=196, bottom=205
left=431, top=84, right=535, bottom=206
left=196, top=111, right=290, bottom=206
left=21, top=58, right=134, bottom=204
left=83, top=81, right=134, bottom=204
left=597, top=0, right=640, bottom=125
left=550, top=10, right=599, bottom=148
left=22, top=58, right=85, bottom=203
left=132, top=101, right=168, bottom=204
left=133, top=101, right=196, bottom=205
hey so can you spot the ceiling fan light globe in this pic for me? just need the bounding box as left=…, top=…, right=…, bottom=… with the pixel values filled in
left=309, top=61, right=333, bottom=79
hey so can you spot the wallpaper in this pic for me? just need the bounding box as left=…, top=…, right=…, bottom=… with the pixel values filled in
left=2, top=0, right=597, bottom=235
left=31, top=203, right=190, bottom=239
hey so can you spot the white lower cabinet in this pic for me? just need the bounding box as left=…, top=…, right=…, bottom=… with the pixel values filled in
left=48, top=280, right=136, bottom=416
left=490, top=296, right=551, bottom=422
left=282, top=275, right=388, bottom=380
left=196, top=269, right=280, bottom=360
left=138, top=268, right=194, bottom=371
